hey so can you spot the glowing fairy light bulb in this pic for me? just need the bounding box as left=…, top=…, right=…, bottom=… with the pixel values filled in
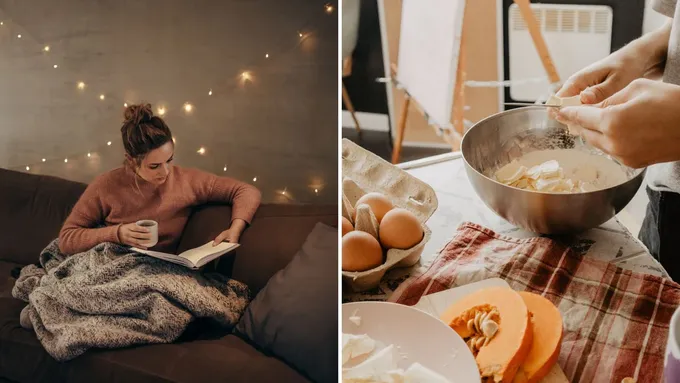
left=17, top=34, right=21, bottom=38
left=298, top=32, right=302, bottom=37
left=183, top=103, right=193, bottom=113
left=315, top=188, right=318, bottom=193
left=44, top=46, right=50, bottom=52
left=107, top=141, right=112, bottom=146
left=241, top=71, right=252, bottom=81
left=124, top=102, right=128, bottom=107
left=223, top=165, right=227, bottom=172
left=87, top=152, right=91, bottom=157
left=253, top=177, right=257, bottom=182
left=25, top=166, right=30, bottom=171
left=1, top=22, right=4, bottom=26
left=208, top=89, right=212, bottom=96
left=265, top=53, right=269, bottom=58
left=99, top=94, right=105, bottom=100
left=157, top=106, right=166, bottom=116
left=64, top=158, right=68, bottom=163
left=42, top=158, right=46, bottom=162
left=77, top=81, right=85, bottom=90
left=324, top=4, right=334, bottom=13
left=197, top=147, right=206, bottom=155
left=53, top=64, right=58, bottom=69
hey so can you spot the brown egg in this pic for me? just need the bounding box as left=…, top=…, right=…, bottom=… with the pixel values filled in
left=379, top=208, right=423, bottom=249
left=341, top=216, right=354, bottom=237
left=354, top=192, right=393, bottom=223
left=342, top=231, right=384, bottom=272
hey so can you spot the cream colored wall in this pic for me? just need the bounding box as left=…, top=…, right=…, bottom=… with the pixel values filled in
left=382, top=0, right=500, bottom=148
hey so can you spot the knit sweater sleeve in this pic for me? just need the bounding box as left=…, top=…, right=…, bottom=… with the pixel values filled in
left=190, top=169, right=262, bottom=225
left=58, top=180, right=121, bottom=255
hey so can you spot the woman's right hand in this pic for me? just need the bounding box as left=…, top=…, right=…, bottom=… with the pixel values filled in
left=117, top=223, right=152, bottom=248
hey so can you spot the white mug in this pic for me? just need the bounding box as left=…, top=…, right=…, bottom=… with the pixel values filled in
left=135, top=219, right=158, bottom=248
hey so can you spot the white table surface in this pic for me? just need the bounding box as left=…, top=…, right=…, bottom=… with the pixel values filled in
left=343, top=152, right=668, bottom=303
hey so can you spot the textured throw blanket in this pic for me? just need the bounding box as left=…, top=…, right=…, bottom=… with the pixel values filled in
left=12, top=239, right=251, bottom=361
left=389, top=222, right=680, bottom=383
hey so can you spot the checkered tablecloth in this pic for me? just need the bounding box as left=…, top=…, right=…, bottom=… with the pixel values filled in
left=388, top=222, right=680, bottom=383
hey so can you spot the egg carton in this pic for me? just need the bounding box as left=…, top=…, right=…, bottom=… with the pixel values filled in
left=342, top=138, right=438, bottom=292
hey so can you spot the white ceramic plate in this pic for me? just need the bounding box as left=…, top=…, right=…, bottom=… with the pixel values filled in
left=342, top=301, right=481, bottom=382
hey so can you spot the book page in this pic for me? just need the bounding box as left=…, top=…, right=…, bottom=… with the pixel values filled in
left=179, top=241, right=238, bottom=266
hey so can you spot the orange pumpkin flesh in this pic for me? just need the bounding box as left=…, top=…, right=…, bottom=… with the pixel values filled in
left=512, top=292, right=563, bottom=383
left=441, top=287, right=533, bottom=383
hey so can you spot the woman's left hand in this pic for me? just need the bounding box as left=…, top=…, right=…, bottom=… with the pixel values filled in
left=213, top=218, right=248, bottom=246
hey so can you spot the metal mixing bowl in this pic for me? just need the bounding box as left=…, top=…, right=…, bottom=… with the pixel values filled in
left=461, top=106, right=645, bottom=234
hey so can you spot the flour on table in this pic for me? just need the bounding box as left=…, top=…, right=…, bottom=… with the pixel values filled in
left=493, top=149, right=628, bottom=193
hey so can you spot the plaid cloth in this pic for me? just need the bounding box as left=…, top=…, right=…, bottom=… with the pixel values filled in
left=388, top=222, right=680, bottom=383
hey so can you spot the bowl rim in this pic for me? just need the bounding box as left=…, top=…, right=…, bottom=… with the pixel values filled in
left=460, top=106, right=646, bottom=196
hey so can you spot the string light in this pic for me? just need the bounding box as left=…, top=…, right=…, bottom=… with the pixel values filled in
left=315, top=188, right=318, bottom=194
left=5, top=15, right=326, bottom=194
left=324, top=3, right=334, bottom=13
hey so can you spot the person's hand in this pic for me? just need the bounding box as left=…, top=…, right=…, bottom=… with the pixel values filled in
left=213, top=219, right=247, bottom=246
left=117, top=223, right=152, bottom=249
left=555, top=45, right=659, bottom=105
left=556, top=78, right=680, bottom=168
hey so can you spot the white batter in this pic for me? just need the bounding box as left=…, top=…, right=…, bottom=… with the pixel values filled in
left=493, top=149, right=628, bottom=193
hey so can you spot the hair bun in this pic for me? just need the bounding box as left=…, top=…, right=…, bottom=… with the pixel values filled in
left=124, top=103, right=154, bottom=125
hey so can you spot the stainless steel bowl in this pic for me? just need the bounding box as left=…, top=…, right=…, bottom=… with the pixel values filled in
left=461, top=106, right=645, bottom=234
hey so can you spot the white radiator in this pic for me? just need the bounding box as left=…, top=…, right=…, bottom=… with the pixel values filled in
left=508, top=3, right=613, bottom=101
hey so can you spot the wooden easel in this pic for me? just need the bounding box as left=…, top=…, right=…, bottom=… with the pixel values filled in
left=391, top=0, right=561, bottom=164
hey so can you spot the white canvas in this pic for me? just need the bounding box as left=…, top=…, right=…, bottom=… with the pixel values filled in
left=396, top=0, right=466, bottom=128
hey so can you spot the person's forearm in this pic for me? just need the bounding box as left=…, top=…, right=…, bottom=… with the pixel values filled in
left=629, top=20, right=672, bottom=71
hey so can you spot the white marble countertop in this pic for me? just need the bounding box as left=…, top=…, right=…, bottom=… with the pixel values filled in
left=343, top=152, right=668, bottom=303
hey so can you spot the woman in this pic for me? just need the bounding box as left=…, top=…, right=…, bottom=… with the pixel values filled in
left=553, top=2, right=680, bottom=280
left=58, top=103, right=261, bottom=256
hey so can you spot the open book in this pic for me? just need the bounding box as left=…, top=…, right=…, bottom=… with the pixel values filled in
left=131, top=241, right=240, bottom=270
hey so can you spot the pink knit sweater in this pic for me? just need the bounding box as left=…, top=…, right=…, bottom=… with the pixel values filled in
left=58, top=166, right=262, bottom=255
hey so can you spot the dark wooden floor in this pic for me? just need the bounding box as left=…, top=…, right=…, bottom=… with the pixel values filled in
left=341, top=128, right=449, bottom=164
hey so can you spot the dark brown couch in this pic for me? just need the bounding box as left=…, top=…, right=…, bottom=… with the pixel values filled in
left=0, top=168, right=337, bottom=383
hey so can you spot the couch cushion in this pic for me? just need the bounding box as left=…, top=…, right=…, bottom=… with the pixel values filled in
left=178, top=203, right=337, bottom=294
left=0, top=295, right=309, bottom=382
left=0, top=169, right=86, bottom=266
left=236, top=222, right=338, bottom=383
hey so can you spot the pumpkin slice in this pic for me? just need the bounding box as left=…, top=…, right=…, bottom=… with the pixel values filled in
left=440, top=287, right=533, bottom=383
left=512, top=292, right=563, bottom=383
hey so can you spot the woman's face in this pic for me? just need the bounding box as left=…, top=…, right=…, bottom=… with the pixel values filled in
left=135, top=141, right=174, bottom=185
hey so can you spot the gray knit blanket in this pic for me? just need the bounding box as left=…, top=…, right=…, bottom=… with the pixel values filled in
left=11, top=239, right=251, bottom=361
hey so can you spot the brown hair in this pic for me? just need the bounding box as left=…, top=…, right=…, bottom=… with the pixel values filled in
left=121, top=103, right=173, bottom=165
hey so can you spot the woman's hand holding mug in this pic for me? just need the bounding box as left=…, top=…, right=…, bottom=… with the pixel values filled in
left=118, top=220, right=158, bottom=249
